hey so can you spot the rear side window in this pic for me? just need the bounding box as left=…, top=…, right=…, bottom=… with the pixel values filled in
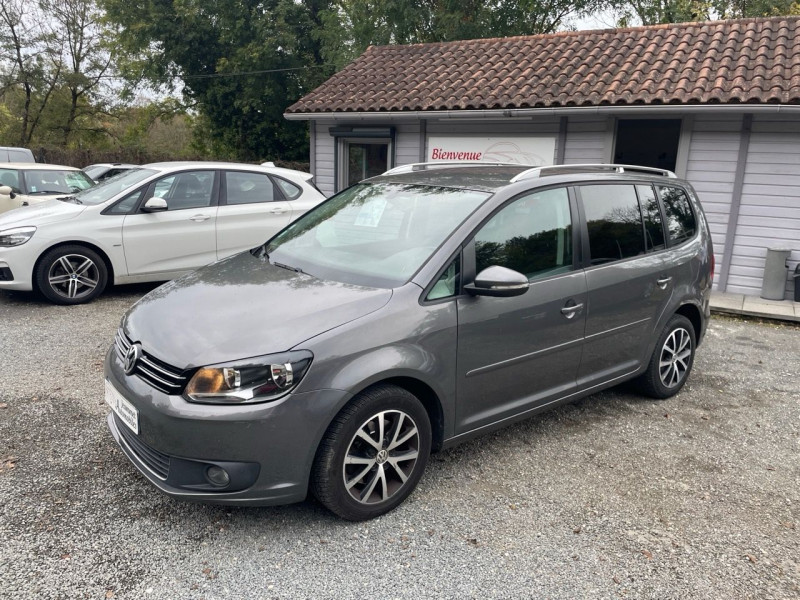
left=657, top=186, right=696, bottom=246
left=580, top=184, right=644, bottom=264
left=474, top=187, right=573, bottom=281
left=636, top=185, right=666, bottom=252
left=224, top=171, right=275, bottom=205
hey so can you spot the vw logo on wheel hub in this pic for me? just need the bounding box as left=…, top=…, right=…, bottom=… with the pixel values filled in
left=376, top=449, right=389, bottom=464
left=124, top=343, right=142, bottom=375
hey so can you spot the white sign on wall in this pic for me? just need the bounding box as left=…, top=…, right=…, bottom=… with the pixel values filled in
left=426, top=135, right=556, bottom=166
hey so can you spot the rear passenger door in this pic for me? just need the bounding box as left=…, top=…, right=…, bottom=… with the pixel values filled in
left=216, top=170, right=293, bottom=259
left=576, top=183, right=673, bottom=388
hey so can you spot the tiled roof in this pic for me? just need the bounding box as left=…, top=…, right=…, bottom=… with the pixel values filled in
left=287, top=17, right=800, bottom=114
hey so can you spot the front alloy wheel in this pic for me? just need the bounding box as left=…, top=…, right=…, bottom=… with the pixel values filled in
left=343, top=410, right=421, bottom=505
left=36, top=245, right=108, bottom=304
left=312, top=384, right=431, bottom=520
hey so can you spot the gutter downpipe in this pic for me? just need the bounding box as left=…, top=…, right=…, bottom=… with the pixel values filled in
left=284, top=104, right=800, bottom=121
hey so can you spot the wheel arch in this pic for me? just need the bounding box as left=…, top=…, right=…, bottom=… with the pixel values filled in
left=675, top=302, right=703, bottom=343
left=33, top=240, right=116, bottom=286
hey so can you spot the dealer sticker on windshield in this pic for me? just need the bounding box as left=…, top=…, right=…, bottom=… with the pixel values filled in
left=105, top=379, right=139, bottom=435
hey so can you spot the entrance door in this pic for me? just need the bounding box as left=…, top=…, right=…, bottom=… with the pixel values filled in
left=455, top=187, right=587, bottom=434
left=342, top=140, right=390, bottom=188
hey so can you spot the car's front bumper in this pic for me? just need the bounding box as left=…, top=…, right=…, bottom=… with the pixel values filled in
left=104, top=346, right=351, bottom=506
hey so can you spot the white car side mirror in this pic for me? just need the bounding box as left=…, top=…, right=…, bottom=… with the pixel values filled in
left=142, top=197, right=168, bottom=212
left=0, top=185, right=16, bottom=199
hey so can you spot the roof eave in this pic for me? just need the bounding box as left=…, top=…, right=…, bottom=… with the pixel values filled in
left=285, top=104, right=800, bottom=121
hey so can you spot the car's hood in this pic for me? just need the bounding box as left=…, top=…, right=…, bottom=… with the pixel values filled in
left=123, top=251, right=393, bottom=368
left=0, top=199, right=85, bottom=228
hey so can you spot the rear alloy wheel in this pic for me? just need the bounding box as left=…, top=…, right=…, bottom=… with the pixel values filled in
left=638, top=314, right=696, bottom=399
left=311, top=384, right=431, bottom=520
left=36, top=245, right=108, bottom=305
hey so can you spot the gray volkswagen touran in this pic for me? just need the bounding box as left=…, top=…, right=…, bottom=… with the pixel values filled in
left=105, top=163, right=713, bottom=520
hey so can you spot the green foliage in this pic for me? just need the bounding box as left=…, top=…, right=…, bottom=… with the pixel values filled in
left=317, top=0, right=607, bottom=69
left=101, top=0, right=330, bottom=162
left=612, top=0, right=798, bottom=25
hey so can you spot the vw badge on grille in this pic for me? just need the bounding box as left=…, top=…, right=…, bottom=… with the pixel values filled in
left=124, top=343, right=142, bottom=375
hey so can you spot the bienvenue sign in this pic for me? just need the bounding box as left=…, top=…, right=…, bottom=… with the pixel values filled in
left=426, top=136, right=556, bottom=166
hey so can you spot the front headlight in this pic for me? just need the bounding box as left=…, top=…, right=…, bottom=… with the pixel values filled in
left=0, top=226, right=36, bottom=247
left=184, top=350, right=313, bottom=404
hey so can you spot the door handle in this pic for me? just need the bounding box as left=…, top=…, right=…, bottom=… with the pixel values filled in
left=657, top=276, right=673, bottom=289
left=560, top=303, right=584, bottom=319
left=190, top=214, right=211, bottom=222
left=269, top=207, right=288, bottom=215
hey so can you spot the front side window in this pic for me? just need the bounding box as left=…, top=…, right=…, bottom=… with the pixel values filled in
left=153, top=171, right=215, bottom=210
left=224, top=171, right=275, bottom=205
left=580, top=184, right=645, bottom=264
left=265, top=183, right=489, bottom=288
left=474, top=187, right=573, bottom=280
left=657, top=185, right=696, bottom=246
left=0, top=168, right=20, bottom=193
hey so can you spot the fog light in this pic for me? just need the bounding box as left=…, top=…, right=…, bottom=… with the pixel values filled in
left=205, top=465, right=231, bottom=487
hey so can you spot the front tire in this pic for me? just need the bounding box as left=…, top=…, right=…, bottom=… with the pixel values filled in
left=35, top=245, right=108, bottom=305
left=311, top=384, right=432, bottom=520
left=638, top=314, right=696, bottom=399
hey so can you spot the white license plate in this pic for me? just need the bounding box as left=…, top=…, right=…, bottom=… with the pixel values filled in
left=105, top=379, right=139, bottom=435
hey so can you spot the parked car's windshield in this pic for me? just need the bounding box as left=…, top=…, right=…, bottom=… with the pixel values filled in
left=72, top=168, right=157, bottom=205
left=264, top=182, right=490, bottom=287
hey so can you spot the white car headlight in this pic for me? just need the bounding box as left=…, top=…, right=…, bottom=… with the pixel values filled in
left=0, top=226, right=36, bottom=247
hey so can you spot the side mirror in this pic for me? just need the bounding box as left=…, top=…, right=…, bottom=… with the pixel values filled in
left=464, top=266, right=529, bottom=298
left=142, top=197, right=168, bottom=212
left=0, top=185, right=16, bottom=199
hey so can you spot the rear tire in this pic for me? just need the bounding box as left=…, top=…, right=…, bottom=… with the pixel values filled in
left=311, top=384, right=431, bottom=521
left=638, top=314, right=696, bottom=399
left=35, top=245, right=108, bottom=305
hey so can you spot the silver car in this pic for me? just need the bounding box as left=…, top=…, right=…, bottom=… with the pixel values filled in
left=105, top=163, right=713, bottom=520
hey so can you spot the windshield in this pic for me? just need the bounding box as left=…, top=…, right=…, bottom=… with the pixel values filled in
left=264, top=182, right=490, bottom=288
left=70, top=168, right=157, bottom=205
left=3, top=168, right=95, bottom=196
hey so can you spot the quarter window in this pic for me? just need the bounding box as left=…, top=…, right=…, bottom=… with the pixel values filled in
left=427, top=256, right=460, bottom=301
left=225, top=171, right=275, bottom=205
left=636, top=185, right=666, bottom=252
left=580, top=184, right=645, bottom=264
left=275, top=177, right=302, bottom=200
left=474, top=187, right=573, bottom=280
left=657, top=186, right=696, bottom=246
left=107, top=189, right=144, bottom=215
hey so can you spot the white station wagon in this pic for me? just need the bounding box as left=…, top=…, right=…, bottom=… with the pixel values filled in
left=0, top=162, right=325, bottom=304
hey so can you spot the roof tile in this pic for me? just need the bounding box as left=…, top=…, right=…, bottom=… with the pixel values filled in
left=288, top=17, right=800, bottom=114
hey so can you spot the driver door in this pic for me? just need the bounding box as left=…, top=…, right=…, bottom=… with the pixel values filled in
left=122, top=170, right=219, bottom=277
left=455, top=187, right=587, bottom=434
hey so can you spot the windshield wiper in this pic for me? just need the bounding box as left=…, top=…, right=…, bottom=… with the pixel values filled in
left=272, top=260, right=304, bottom=274
left=56, top=195, right=83, bottom=205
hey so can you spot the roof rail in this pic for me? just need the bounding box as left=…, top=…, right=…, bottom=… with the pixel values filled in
left=382, top=161, right=530, bottom=175
left=510, top=163, right=677, bottom=183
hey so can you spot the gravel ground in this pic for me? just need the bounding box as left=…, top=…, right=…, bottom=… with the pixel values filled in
left=0, top=285, right=798, bottom=600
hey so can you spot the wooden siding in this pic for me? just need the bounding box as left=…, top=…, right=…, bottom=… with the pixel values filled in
left=562, top=117, right=608, bottom=164
left=313, top=119, right=337, bottom=196
left=684, top=115, right=742, bottom=291
left=731, top=116, right=800, bottom=298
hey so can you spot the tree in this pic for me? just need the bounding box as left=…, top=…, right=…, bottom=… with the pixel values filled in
left=102, top=0, right=333, bottom=162
left=611, top=0, right=797, bottom=25
left=317, top=0, right=610, bottom=70
left=40, top=0, right=114, bottom=145
left=0, top=0, right=62, bottom=145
